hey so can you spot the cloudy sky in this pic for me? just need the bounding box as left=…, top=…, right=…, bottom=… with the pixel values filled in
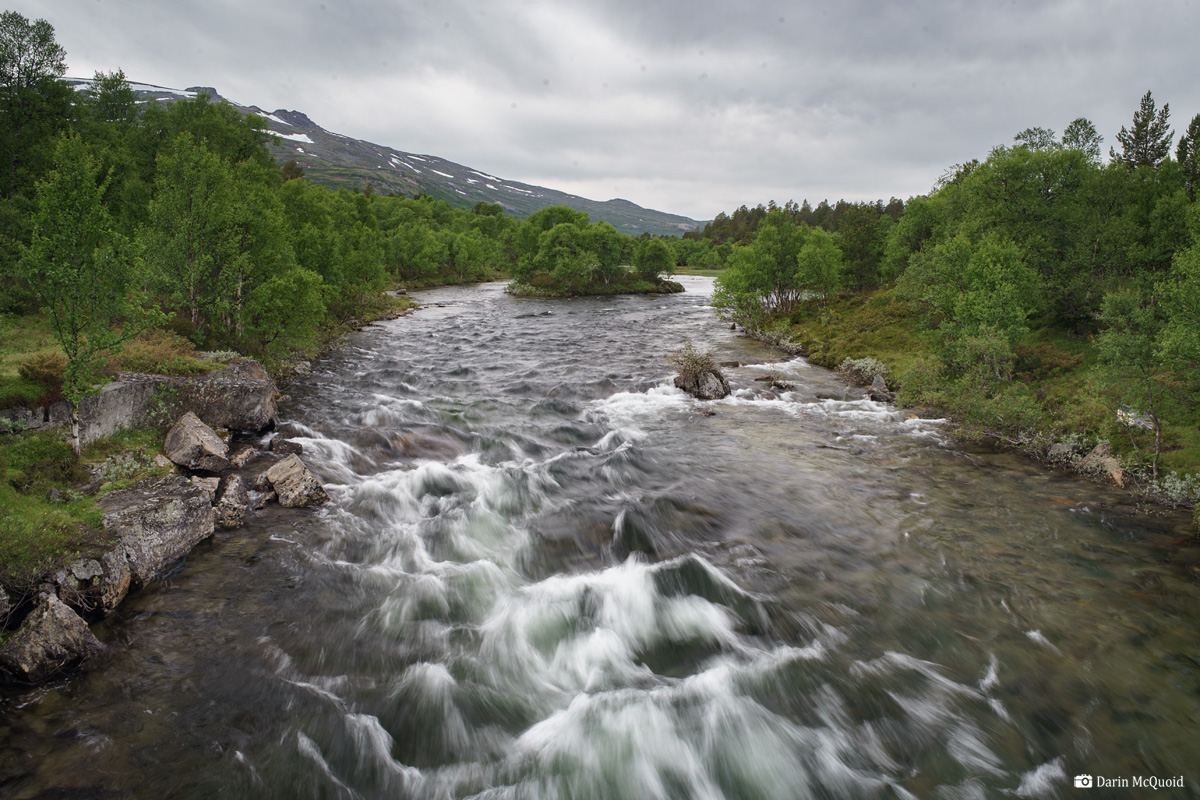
left=14, top=0, right=1200, bottom=220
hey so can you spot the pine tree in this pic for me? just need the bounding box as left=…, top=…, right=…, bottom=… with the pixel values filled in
left=1110, top=91, right=1173, bottom=169
left=1175, top=113, right=1200, bottom=199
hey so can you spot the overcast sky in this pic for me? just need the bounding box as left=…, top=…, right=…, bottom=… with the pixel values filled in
left=14, top=0, right=1200, bottom=220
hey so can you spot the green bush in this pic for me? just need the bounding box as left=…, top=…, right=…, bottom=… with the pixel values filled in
left=837, top=356, right=888, bottom=386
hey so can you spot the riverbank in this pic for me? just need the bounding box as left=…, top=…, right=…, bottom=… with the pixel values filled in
left=738, top=286, right=1200, bottom=527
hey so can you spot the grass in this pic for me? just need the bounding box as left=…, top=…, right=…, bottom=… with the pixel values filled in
left=778, top=286, right=1200, bottom=501
left=0, top=314, right=58, bottom=378
left=0, top=427, right=171, bottom=594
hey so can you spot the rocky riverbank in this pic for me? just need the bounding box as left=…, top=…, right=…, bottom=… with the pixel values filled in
left=0, top=364, right=332, bottom=685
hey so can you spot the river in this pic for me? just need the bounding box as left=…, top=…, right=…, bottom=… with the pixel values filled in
left=3, top=277, right=1199, bottom=798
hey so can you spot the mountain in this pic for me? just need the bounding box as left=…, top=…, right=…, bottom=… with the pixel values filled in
left=70, top=79, right=701, bottom=237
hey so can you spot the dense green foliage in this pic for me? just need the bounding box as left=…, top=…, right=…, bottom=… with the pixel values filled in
left=716, top=97, right=1200, bottom=494
left=0, top=11, right=523, bottom=386
left=506, top=205, right=682, bottom=296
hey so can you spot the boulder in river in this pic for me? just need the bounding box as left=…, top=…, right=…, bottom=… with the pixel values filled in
left=0, top=593, right=105, bottom=683
left=214, top=474, right=250, bottom=529
left=674, top=369, right=730, bottom=401
left=265, top=454, right=330, bottom=508
left=98, top=475, right=216, bottom=587
left=165, top=412, right=230, bottom=473
left=269, top=437, right=304, bottom=456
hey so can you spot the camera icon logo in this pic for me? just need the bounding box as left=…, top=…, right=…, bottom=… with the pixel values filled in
left=1074, top=775, right=1094, bottom=788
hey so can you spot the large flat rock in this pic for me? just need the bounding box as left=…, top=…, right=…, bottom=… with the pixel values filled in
left=98, top=475, right=215, bottom=587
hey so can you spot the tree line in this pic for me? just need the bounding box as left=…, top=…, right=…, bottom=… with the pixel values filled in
left=713, top=90, right=1200, bottom=479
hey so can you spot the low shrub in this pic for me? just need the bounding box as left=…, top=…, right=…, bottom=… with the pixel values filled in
left=17, top=350, right=66, bottom=388
left=837, top=356, right=888, bottom=386
left=106, top=329, right=218, bottom=376
left=667, top=341, right=717, bottom=381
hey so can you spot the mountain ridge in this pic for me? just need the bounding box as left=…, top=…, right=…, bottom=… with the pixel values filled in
left=69, top=79, right=701, bottom=237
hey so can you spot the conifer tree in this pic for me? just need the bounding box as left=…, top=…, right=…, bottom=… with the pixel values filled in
left=1111, top=91, right=1173, bottom=169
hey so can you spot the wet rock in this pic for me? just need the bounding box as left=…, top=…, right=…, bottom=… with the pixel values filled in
left=253, top=490, right=277, bottom=510
left=98, top=475, right=215, bottom=587
left=265, top=454, right=330, bottom=508
left=229, top=446, right=258, bottom=469
left=0, top=593, right=104, bottom=683
left=719, top=360, right=741, bottom=368
left=269, top=437, right=303, bottom=456
left=866, top=375, right=896, bottom=403
left=214, top=474, right=250, bottom=529
left=1078, top=442, right=1124, bottom=488
left=165, top=412, right=230, bottom=473
left=250, top=471, right=273, bottom=493
left=95, top=549, right=132, bottom=613
left=674, top=369, right=730, bottom=401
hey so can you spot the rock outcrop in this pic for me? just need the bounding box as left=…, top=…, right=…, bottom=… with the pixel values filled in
left=265, top=454, right=330, bottom=507
left=165, top=412, right=231, bottom=472
left=0, top=593, right=104, bottom=683
left=98, top=475, right=216, bottom=587
left=674, top=369, right=731, bottom=401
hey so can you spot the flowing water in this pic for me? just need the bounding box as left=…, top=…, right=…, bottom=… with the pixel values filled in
left=3, top=277, right=1200, bottom=799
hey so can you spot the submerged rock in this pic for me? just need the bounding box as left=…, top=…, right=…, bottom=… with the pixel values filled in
left=265, top=454, right=330, bottom=508
left=165, top=411, right=230, bottom=473
left=674, top=369, right=730, bottom=401
left=229, top=446, right=258, bottom=469
left=0, top=593, right=104, bottom=683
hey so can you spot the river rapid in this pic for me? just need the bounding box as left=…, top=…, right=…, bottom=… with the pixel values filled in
left=3, top=277, right=1199, bottom=799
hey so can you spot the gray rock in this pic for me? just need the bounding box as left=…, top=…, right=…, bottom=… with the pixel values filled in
left=190, top=475, right=220, bottom=501
left=98, top=475, right=215, bottom=587
left=674, top=369, right=731, bottom=401
left=253, top=490, right=277, bottom=510
left=165, top=411, right=230, bottom=473
left=265, top=455, right=330, bottom=508
left=1047, top=442, right=1079, bottom=463
left=214, top=474, right=250, bottom=529
left=72, top=361, right=278, bottom=448
left=229, top=447, right=258, bottom=469
left=0, top=593, right=104, bottom=683
left=96, top=549, right=132, bottom=613
left=269, top=437, right=304, bottom=456
left=0, top=587, right=12, bottom=624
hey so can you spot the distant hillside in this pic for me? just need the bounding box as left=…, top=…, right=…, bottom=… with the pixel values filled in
left=69, top=79, right=700, bottom=237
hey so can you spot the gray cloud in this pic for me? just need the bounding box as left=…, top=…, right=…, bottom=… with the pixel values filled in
left=10, top=0, right=1200, bottom=220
